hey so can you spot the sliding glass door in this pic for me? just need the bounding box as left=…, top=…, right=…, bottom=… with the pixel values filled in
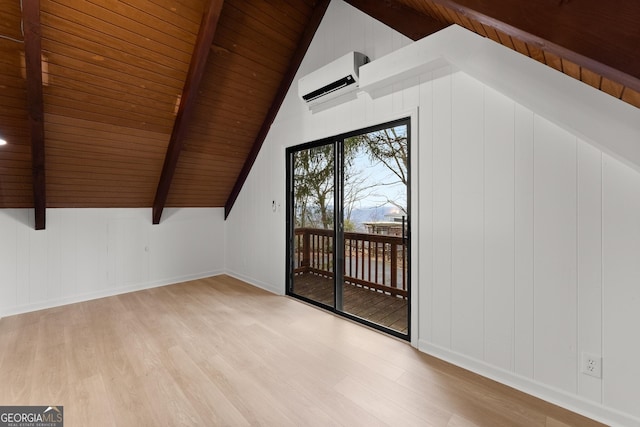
left=287, top=119, right=410, bottom=339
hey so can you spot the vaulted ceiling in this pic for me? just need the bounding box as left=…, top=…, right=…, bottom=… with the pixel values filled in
left=1, top=0, right=638, bottom=229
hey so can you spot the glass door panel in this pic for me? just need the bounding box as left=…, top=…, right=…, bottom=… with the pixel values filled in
left=341, top=124, right=409, bottom=334
left=290, top=143, right=335, bottom=307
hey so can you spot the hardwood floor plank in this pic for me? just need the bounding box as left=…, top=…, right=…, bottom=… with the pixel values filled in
left=448, top=414, right=480, bottom=426
left=0, top=324, right=38, bottom=404
left=166, top=346, right=251, bottom=426
left=334, top=375, right=435, bottom=426
left=0, top=275, right=605, bottom=426
left=206, top=353, right=300, bottom=426
left=71, top=374, right=116, bottom=426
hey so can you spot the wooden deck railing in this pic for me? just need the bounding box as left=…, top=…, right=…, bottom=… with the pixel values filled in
left=294, top=227, right=408, bottom=298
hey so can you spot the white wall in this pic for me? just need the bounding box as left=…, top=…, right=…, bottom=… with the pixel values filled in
left=224, top=1, right=640, bottom=425
left=0, top=208, right=225, bottom=316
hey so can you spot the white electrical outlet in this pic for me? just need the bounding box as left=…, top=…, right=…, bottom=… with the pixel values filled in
left=581, top=352, right=602, bottom=378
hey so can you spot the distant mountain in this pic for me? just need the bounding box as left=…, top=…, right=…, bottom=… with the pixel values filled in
left=347, top=206, right=400, bottom=230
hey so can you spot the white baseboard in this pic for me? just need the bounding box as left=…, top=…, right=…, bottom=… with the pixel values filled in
left=0, top=269, right=224, bottom=318
left=224, top=270, right=284, bottom=295
left=418, top=340, right=639, bottom=427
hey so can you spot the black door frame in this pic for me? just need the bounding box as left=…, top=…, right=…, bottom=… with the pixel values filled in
left=285, top=117, right=411, bottom=341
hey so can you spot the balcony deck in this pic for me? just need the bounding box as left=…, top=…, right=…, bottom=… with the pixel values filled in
left=293, top=272, right=408, bottom=334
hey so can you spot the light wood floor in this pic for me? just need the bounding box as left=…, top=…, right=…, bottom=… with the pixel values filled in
left=0, top=275, right=603, bottom=426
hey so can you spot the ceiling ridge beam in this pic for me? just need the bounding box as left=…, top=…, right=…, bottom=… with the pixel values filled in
left=429, top=0, right=640, bottom=94
left=224, top=0, right=331, bottom=219
left=23, top=0, right=46, bottom=230
left=152, top=0, right=224, bottom=224
left=344, top=0, right=448, bottom=41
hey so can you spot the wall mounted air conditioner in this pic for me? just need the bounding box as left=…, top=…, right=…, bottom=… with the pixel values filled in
left=298, top=51, right=369, bottom=110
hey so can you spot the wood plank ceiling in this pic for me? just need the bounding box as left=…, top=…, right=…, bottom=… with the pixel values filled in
left=0, top=0, right=639, bottom=228
left=0, top=0, right=320, bottom=224
left=392, top=0, right=640, bottom=108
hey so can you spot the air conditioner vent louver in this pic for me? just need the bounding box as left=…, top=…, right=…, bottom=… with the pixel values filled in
left=302, top=75, right=356, bottom=102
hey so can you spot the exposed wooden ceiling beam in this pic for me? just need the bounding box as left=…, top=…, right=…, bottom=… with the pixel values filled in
left=430, top=0, right=640, bottom=93
left=224, top=0, right=331, bottom=219
left=152, top=0, right=224, bottom=224
left=345, top=0, right=448, bottom=40
left=23, top=0, right=46, bottom=230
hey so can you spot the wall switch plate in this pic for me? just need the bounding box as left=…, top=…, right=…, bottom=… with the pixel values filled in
left=581, top=352, right=602, bottom=378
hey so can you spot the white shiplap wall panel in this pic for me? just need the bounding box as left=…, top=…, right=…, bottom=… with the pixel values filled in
left=110, top=217, right=149, bottom=287
left=602, top=154, right=640, bottom=416
left=483, top=86, right=515, bottom=371
left=223, top=120, right=293, bottom=294
left=418, top=72, right=434, bottom=342
left=56, top=211, right=78, bottom=298
left=513, top=104, right=535, bottom=379
left=451, top=72, right=485, bottom=360
left=15, top=220, right=30, bottom=307
left=0, top=211, right=19, bottom=310
left=348, top=2, right=367, bottom=59
left=576, top=140, right=603, bottom=403
left=533, top=116, right=578, bottom=393
left=43, top=216, right=59, bottom=300
left=431, top=68, right=453, bottom=348
left=29, top=226, right=48, bottom=303
left=46, top=213, right=66, bottom=301
left=76, top=213, right=109, bottom=294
